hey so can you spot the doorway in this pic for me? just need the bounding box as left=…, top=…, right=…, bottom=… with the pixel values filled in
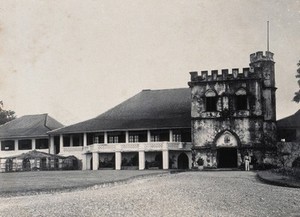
left=217, top=148, right=237, bottom=168
left=178, top=153, right=189, bottom=169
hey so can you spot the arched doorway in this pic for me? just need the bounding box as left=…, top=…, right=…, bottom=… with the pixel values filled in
left=215, top=131, right=239, bottom=168
left=5, top=158, right=13, bottom=172
left=178, top=153, right=189, bottom=169
left=217, top=148, right=237, bottom=168
left=22, top=158, right=31, bottom=171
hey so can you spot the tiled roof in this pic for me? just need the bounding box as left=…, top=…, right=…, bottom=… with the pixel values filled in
left=0, top=114, right=63, bottom=139
left=277, top=109, right=300, bottom=128
left=50, top=88, right=191, bottom=134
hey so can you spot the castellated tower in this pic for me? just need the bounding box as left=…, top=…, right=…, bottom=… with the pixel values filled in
left=188, top=51, right=277, bottom=169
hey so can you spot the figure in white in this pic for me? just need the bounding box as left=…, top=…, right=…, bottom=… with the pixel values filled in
left=244, top=153, right=250, bottom=171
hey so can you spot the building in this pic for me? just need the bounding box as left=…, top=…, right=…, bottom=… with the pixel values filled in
left=188, top=51, right=277, bottom=168
left=0, top=114, right=65, bottom=172
left=49, top=89, right=193, bottom=170
left=277, top=109, right=300, bottom=142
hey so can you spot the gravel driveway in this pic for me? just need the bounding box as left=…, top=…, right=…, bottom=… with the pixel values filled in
left=0, top=171, right=299, bottom=217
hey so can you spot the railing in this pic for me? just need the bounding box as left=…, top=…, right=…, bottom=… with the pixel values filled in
left=82, top=142, right=192, bottom=153
left=63, top=146, right=83, bottom=152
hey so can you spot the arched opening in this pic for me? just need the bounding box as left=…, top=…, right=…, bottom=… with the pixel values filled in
left=5, top=158, right=13, bottom=172
left=22, top=158, right=31, bottom=171
left=177, top=153, right=189, bottom=169
left=217, top=148, right=237, bottom=168
left=215, top=131, right=239, bottom=168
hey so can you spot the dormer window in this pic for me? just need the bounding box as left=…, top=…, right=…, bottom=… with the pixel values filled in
left=205, top=90, right=218, bottom=112
left=235, top=88, right=248, bottom=110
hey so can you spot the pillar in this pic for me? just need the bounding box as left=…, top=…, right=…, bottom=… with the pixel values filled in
left=14, top=139, right=19, bottom=151
left=32, top=139, right=36, bottom=150
left=83, top=133, right=87, bottom=147
left=169, top=130, right=173, bottom=142
left=104, top=132, right=108, bottom=144
left=139, top=151, right=145, bottom=170
left=125, top=131, right=129, bottom=143
left=115, top=152, right=121, bottom=170
left=92, top=152, right=99, bottom=170
left=147, top=130, right=151, bottom=142
left=162, top=142, right=169, bottom=169
left=82, top=154, right=87, bottom=170
left=59, top=135, right=63, bottom=154
left=49, top=136, right=55, bottom=154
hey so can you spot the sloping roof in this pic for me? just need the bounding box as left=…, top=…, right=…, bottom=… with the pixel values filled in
left=50, top=88, right=191, bottom=134
left=0, top=114, right=64, bottom=139
left=277, top=109, right=300, bottom=128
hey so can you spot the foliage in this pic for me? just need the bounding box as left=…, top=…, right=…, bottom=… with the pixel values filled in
left=197, top=158, right=204, bottom=166
left=0, top=101, right=16, bottom=125
left=293, top=60, right=300, bottom=103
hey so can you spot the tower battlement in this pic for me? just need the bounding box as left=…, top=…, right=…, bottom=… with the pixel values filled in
left=250, top=51, right=274, bottom=63
left=189, top=67, right=252, bottom=82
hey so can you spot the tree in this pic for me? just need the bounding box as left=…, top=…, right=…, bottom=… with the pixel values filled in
left=293, top=60, right=300, bottom=103
left=0, top=101, right=16, bottom=125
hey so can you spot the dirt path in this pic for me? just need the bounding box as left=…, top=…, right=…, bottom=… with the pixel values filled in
left=0, top=171, right=299, bottom=217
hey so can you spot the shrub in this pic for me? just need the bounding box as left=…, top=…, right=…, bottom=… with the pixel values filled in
left=292, top=157, right=300, bottom=168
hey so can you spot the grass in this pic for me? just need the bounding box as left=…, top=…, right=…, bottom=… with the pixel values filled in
left=0, top=170, right=168, bottom=196
left=257, top=170, right=300, bottom=188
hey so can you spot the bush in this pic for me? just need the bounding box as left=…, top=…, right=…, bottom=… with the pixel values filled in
left=197, top=158, right=204, bottom=166
left=256, top=163, right=278, bottom=170
left=292, top=157, right=300, bottom=168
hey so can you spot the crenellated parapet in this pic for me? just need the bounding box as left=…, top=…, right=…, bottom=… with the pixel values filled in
left=189, top=67, right=254, bottom=83
left=250, top=51, right=274, bottom=63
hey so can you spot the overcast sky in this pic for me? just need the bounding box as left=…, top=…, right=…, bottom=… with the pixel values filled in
left=0, top=0, right=299, bottom=125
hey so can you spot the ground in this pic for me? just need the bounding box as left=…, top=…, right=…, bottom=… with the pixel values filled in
left=0, top=171, right=299, bottom=217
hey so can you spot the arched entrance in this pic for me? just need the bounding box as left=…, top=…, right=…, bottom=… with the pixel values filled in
left=22, top=158, right=31, bottom=171
left=217, top=148, right=237, bottom=168
left=215, top=131, right=239, bottom=168
left=178, top=153, right=189, bottom=169
left=5, top=158, right=13, bottom=172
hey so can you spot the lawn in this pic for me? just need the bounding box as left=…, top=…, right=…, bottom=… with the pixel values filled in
left=0, top=170, right=168, bottom=196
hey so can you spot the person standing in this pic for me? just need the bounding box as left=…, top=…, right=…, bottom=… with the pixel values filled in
left=244, top=153, right=250, bottom=171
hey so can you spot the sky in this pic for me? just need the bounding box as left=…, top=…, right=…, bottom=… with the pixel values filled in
left=0, top=0, right=299, bottom=125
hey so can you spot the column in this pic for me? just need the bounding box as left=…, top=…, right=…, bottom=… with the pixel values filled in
left=32, top=139, right=36, bottom=150
left=92, top=152, right=99, bottom=171
left=125, top=131, right=129, bottom=143
left=162, top=142, right=169, bottom=169
left=82, top=154, right=87, bottom=170
left=83, top=133, right=87, bottom=147
left=147, top=130, right=151, bottom=142
left=49, top=136, right=55, bottom=154
left=139, top=151, right=145, bottom=170
left=104, top=132, right=108, bottom=144
left=70, top=135, right=73, bottom=147
left=14, top=139, right=19, bottom=151
left=59, top=135, right=64, bottom=154
left=115, top=152, right=121, bottom=170
left=169, top=130, right=173, bottom=142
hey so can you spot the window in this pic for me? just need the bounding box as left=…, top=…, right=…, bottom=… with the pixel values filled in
left=36, top=139, right=49, bottom=149
left=173, top=134, right=181, bottom=142
left=205, top=90, right=218, bottom=112
left=19, top=140, right=32, bottom=150
left=235, top=88, right=248, bottom=110
left=109, top=136, right=119, bottom=143
left=151, top=135, right=160, bottom=142
left=1, top=140, right=14, bottom=151
left=236, top=95, right=248, bottom=110
left=129, top=135, right=139, bottom=143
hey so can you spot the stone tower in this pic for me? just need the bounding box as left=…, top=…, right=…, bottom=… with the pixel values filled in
left=188, top=51, right=277, bottom=169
